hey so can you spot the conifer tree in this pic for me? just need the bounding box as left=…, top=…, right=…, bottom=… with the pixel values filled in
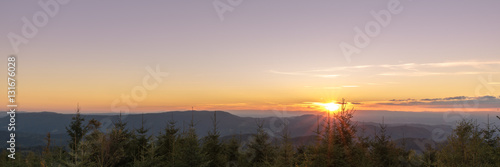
left=350, top=126, right=372, bottom=167
left=82, top=118, right=107, bottom=166
left=274, top=120, right=295, bottom=167
left=41, top=132, right=56, bottom=167
left=65, top=105, right=88, bottom=166
left=202, top=111, right=226, bottom=167
left=132, top=113, right=152, bottom=164
left=331, top=99, right=357, bottom=166
left=295, top=145, right=312, bottom=167
left=156, top=113, right=179, bottom=165
left=247, top=120, right=275, bottom=166
left=225, top=135, right=244, bottom=166
left=174, top=110, right=205, bottom=167
left=370, top=121, right=402, bottom=167
left=109, top=112, right=133, bottom=166
left=420, top=144, right=438, bottom=167
left=310, top=115, right=327, bottom=167
left=333, top=99, right=357, bottom=154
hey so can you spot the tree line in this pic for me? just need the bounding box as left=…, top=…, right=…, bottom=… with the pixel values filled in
left=1, top=103, right=500, bottom=167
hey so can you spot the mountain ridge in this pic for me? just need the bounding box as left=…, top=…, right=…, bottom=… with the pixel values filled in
left=1, top=111, right=454, bottom=152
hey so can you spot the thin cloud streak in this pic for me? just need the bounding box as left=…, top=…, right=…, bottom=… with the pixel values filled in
left=376, top=95, right=500, bottom=108
left=269, top=61, right=500, bottom=78
left=311, top=61, right=500, bottom=73
left=342, top=85, right=359, bottom=88
left=378, top=71, right=500, bottom=77
left=269, top=70, right=342, bottom=78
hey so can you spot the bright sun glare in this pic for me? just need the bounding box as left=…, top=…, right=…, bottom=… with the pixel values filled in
left=319, top=102, right=341, bottom=112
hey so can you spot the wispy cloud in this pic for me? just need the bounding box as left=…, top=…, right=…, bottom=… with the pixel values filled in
left=268, top=70, right=306, bottom=76
left=323, top=87, right=342, bottom=89
left=377, top=95, right=500, bottom=109
left=316, top=61, right=500, bottom=73
left=269, top=61, right=500, bottom=78
left=377, top=71, right=497, bottom=77
left=342, top=85, right=359, bottom=88
left=268, top=70, right=342, bottom=78
left=315, top=74, right=341, bottom=78
left=422, top=61, right=500, bottom=68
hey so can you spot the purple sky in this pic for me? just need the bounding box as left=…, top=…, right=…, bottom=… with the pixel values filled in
left=1, top=0, right=499, bottom=113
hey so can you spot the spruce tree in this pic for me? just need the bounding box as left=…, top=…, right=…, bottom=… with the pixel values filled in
left=225, top=135, right=243, bottom=166
left=321, top=110, right=336, bottom=166
left=310, top=115, right=327, bottom=167
left=350, top=126, right=371, bottom=167
left=41, top=132, right=57, bottom=167
left=66, top=106, right=87, bottom=152
left=82, top=118, right=106, bottom=166
left=202, top=111, right=226, bottom=167
left=333, top=99, right=357, bottom=154
left=247, top=120, right=275, bottom=166
left=156, top=113, right=179, bottom=165
left=109, top=112, right=133, bottom=166
left=132, top=114, right=152, bottom=164
left=331, top=99, right=356, bottom=166
left=174, top=111, right=205, bottom=167
left=370, top=121, right=402, bottom=167
left=274, top=120, right=295, bottom=167
left=420, top=144, right=438, bottom=167
left=65, top=105, right=88, bottom=165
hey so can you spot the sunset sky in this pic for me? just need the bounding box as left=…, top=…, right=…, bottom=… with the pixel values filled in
left=1, top=0, right=499, bottom=115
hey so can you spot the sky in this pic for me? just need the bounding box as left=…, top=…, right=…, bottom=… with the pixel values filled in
left=1, top=0, right=499, bottom=115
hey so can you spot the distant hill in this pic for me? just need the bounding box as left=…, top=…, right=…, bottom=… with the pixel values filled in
left=0, top=111, right=453, bottom=153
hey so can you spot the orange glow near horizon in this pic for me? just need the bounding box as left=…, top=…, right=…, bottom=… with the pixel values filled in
left=12, top=97, right=500, bottom=114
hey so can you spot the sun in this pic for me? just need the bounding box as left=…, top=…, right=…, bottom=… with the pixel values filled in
left=314, top=102, right=341, bottom=112
left=324, top=102, right=341, bottom=112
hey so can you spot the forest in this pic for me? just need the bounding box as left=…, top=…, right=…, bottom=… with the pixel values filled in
left=1, top=103, right=500, bottom=167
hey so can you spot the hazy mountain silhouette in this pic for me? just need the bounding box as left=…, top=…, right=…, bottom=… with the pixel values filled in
left=0, top=110, right=457, bottom=152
